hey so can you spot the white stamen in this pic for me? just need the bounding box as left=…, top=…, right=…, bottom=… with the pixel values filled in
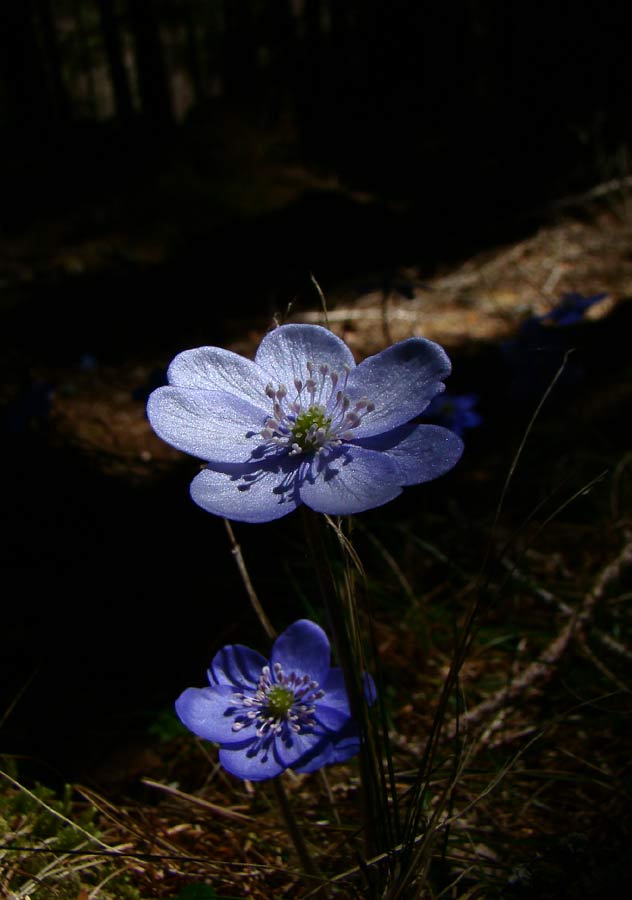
left=258, top=360, right=376, bottom=455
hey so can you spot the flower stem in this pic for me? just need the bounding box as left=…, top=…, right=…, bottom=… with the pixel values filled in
left=300, top=508, right=385, bottom=861
left=272, top=776, right=323, bottom=881
left=223, top=518, right=276, bottom=641
left=223, top=518, right=324, bottom=883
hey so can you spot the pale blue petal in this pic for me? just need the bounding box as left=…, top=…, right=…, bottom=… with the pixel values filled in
left=355, top=423, right=463, bottom=484
left=175, top=685, right=252, bottom=745
left=147, top=386, right=266, bottom=463
left=346, top=338, right=452, bottom=437
left=271, top=620, right=331, bottom=682
left=209, top=644, right=267, bottom=688
left=254, top=324, right=356, bottom=389
left=167, top=346, right=274, bottom=406
left=298, top=446, right=402, bottom=515
left=190, top=457, right=300, bottom=522
left=219, top=742, right=285, bottom=781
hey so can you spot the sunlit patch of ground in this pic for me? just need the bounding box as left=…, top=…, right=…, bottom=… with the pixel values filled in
left=309, top=207, right=629, bottom=353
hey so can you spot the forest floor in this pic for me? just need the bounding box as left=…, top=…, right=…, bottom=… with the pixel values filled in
left=1, top=165, right=632, bottom=898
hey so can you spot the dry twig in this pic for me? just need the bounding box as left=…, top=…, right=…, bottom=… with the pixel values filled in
left=447, top=535, right=632, bottom=740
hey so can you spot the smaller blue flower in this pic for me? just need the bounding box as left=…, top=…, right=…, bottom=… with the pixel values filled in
left=422, top=393, right=482, bottom=438
left=176, top=620, right=373, bottom=781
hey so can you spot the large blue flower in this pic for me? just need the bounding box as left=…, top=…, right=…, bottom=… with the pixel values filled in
left=176, top=619, right=370, bottom=781
left=147, top=324, right=463, bottom=522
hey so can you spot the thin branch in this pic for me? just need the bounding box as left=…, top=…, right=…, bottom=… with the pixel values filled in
left=448, top=535, right=632, bottom=738
left=141, top=778, right=255, bottom=823
left=502, top=555, right=632, bottom=663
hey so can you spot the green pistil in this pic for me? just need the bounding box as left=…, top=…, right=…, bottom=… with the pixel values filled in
left=265, top=685, right=295, bottom=718
left=291, top=405, right=332, bottom=451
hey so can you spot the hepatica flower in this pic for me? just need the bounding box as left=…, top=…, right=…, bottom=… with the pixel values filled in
left=537, top=291, right=608, bottom=327
left=176, top=619, right=372, bottom=780
left=147, top=324, right=463, bottom=522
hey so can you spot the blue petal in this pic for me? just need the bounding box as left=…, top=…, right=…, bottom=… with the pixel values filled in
left=290, top=711, right=364, bottom=773
left=320, top=669, right=376, bottom=711
left=175, top=685, right=255, bottom=745
left=147, top=387, right=266, bottom=463
left=190, top=456, right=301, bottom=522
left=298, top=446, right=402, bottom=515
left=254, top=324, right=356, bottom=389
left=209, top=644, right=267, bottom=688
left=219, top=740, right=285, bottom=781
left=271, top=620, right=331, bottom=683
left=273, top=729, right=326, bottom=769
left=317, top=669, right=351, bottom=716
left=346, top=338, right=452, bottom=437
left=167, top=346, right=274, bottom=406
left=293, top=718, right=362, bottom=772
left=292, top=740, right=336, bottom=773
left=354, top=423, right=463, bottom=485
left=312, top=704, right=351, bottom=734
left=329, top=721, right=362, bottom=764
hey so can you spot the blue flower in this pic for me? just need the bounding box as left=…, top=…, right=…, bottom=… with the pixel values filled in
left=147, top=324, right=463, bottom=522
left=422, top=393, right=482, bottom=438
left=516, top=292, right=608, bottom=342
left=176, top=619, right=372, bottom=781
left=536, top=291, right=608, bottom=327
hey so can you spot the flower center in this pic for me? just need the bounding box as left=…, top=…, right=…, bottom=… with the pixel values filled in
left=291, top=405, right=332, bottom=452
left=230, top=662, right=324, bottom=737
left=265, top=684, right=295, bottom=718
left=259, top=360, right=375, bottom=456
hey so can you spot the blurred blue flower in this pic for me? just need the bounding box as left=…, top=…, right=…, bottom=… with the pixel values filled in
left=147, top=324, right=463, bottom=522
left=422, top=393, right=482, bottom=437
left=535, top=291, right=608, bottom=327
left=502, top=291, right=609, bottom=404
left=176, top=619, right=373, bottom=781
left=517, top=292, right=608, bottom=342
left=79, top=353, right=98, bottom=372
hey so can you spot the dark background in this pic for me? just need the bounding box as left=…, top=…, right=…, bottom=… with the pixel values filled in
left=1, top=0, right=631, bottom=784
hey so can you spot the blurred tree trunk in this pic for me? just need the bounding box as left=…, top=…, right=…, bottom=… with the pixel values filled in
left=260, top=0, right=296, bottom=122
left=182, top=2, right=204, bottom=104
left=293, top=0, right=325, bottom=157
left=221, top=0, right=259, bottom=103
left=126, top=0, right=173, bottom=125
left=0, top=0, right=56, bottom=129
left=36, top=0, right=72, bottom=121
left=96, top=0, right=134, bottom=120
